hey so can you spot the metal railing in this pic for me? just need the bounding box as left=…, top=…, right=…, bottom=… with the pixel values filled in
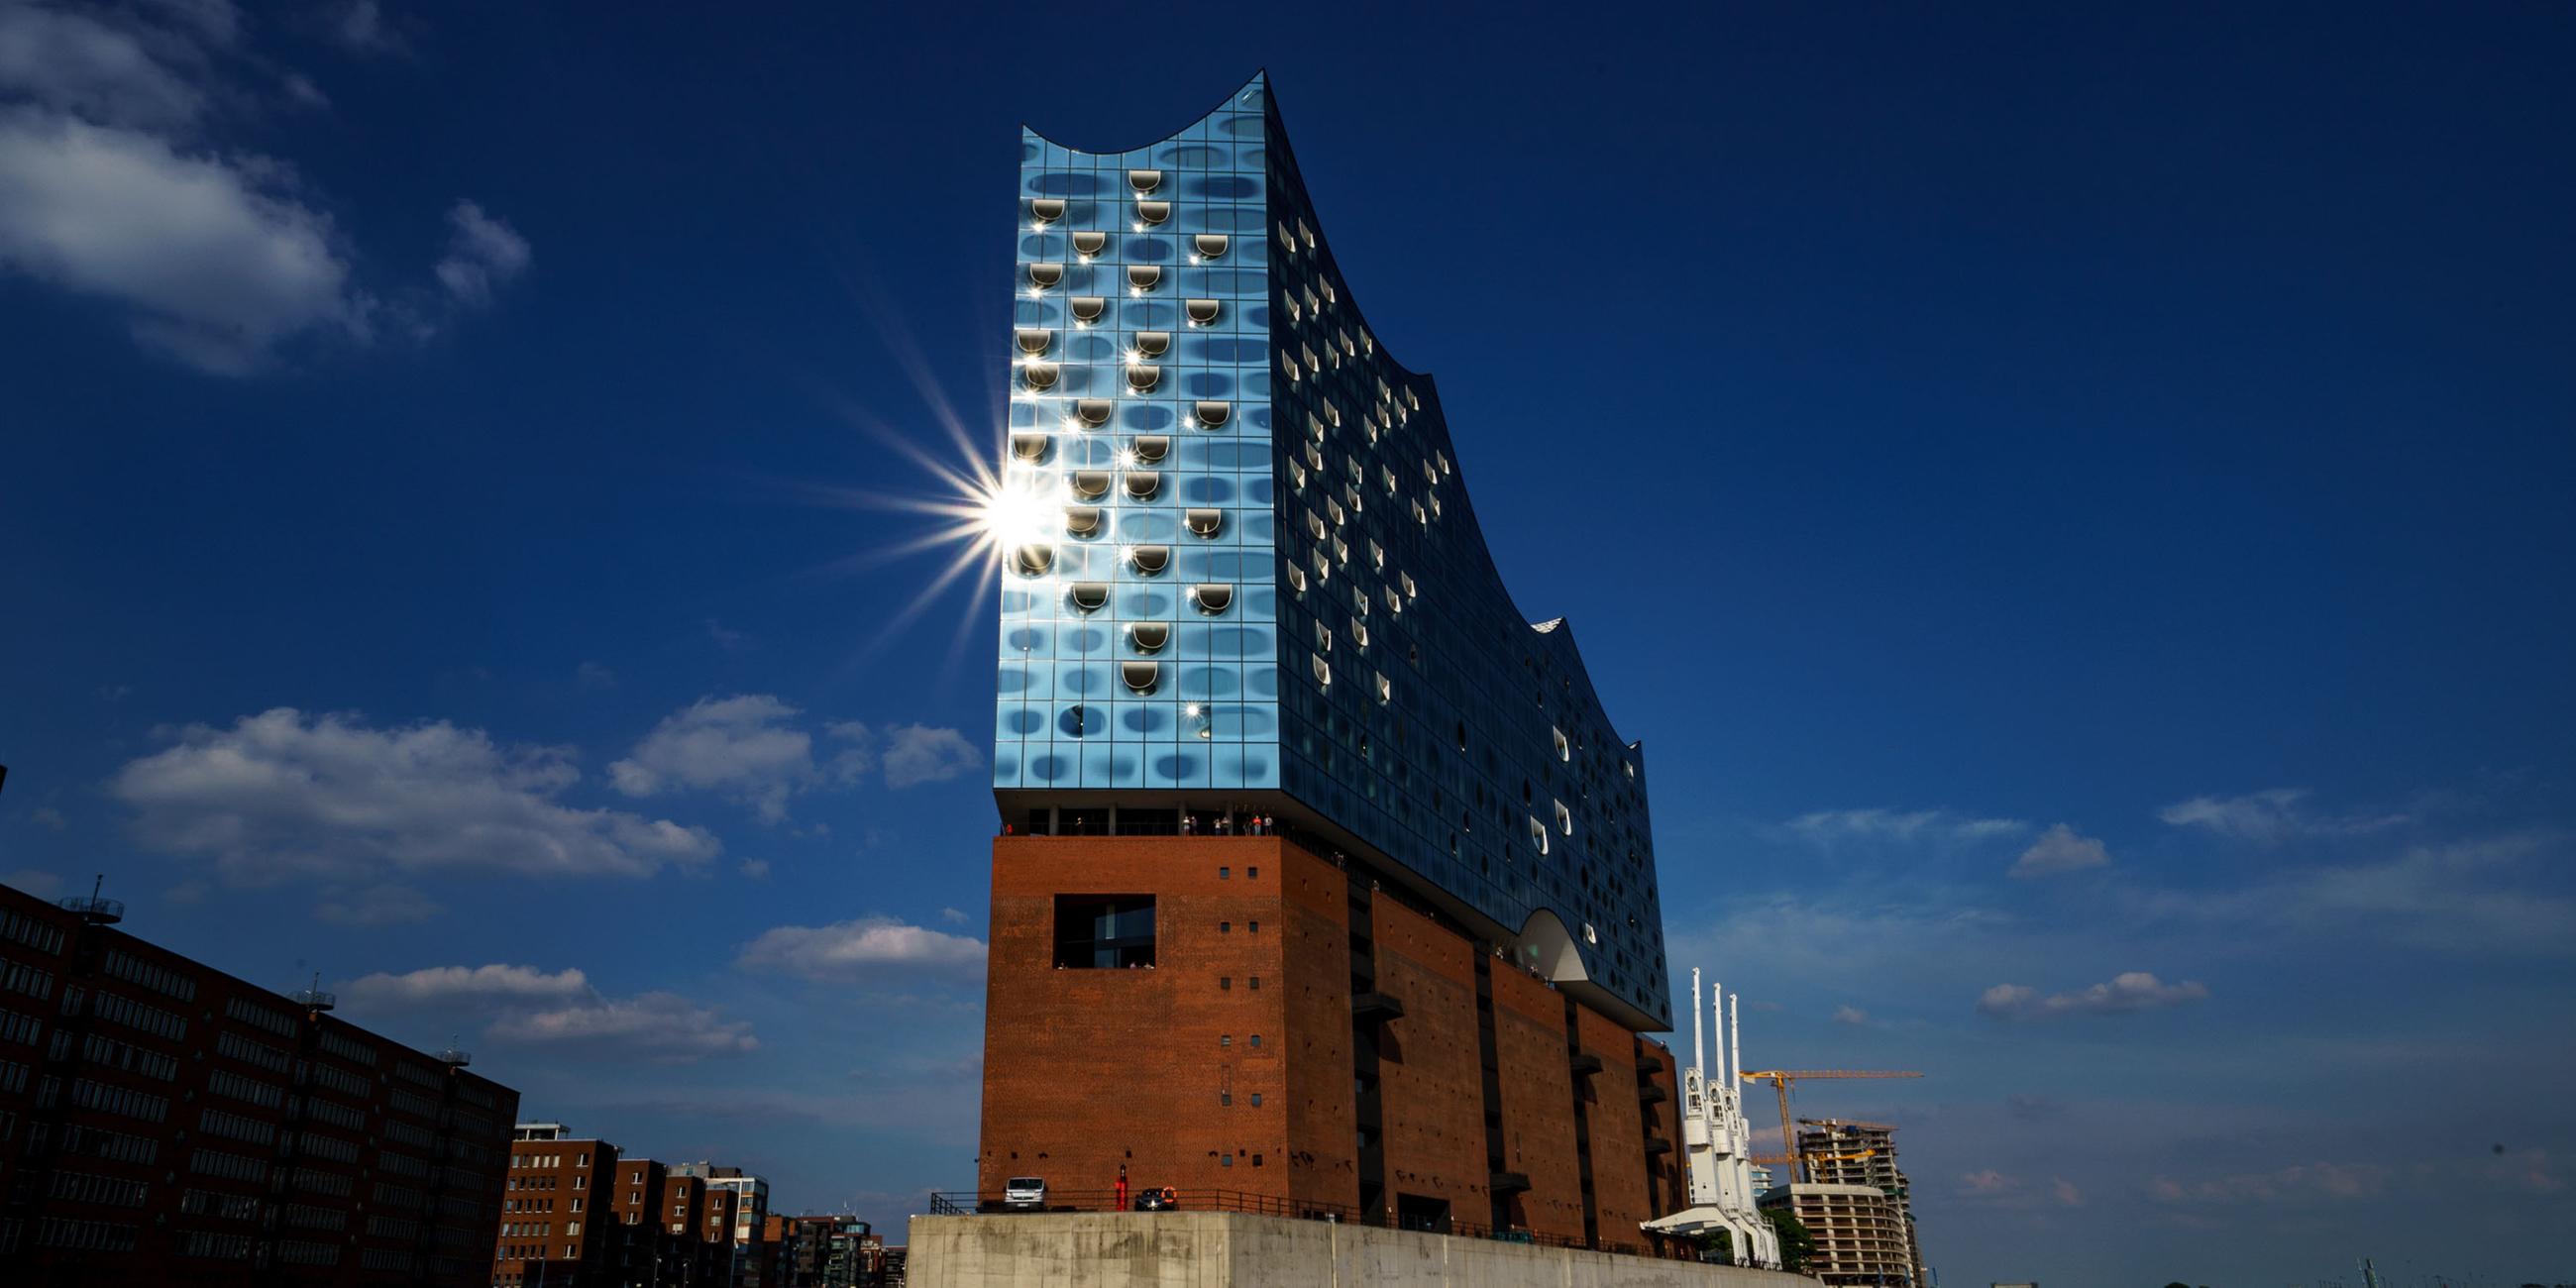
left=920, top=1189, right=1670, bottom=1259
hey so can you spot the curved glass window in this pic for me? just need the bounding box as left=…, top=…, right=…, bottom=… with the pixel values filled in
left=1192, top=585, right=1234, bottom=614
left=1075, top=398, right=1113, bottom=427
left=1129, top=332, right=1168, bottom=361
left=1009, top=432, right=1048, bottom=463
left=1127, top=265, right=1162, bottom=290
left=1013, top=544, right=1053, bottom=577
left=1021, top=362, right=1059, bottom=391
left=1070, top=471, right=1111, bottom=500
left=1071, top=230, right=1107, bottom=257
left=1184, top=508, right=1223, bottom=538
left=1127, top=623, right=1169, bottom=654
left=1068, top=583, right=1110, bottom=612
left=1129, top=544, right=1170, bottom=576
left=1127, top=169, right=1162, bottom=194
left=1063, top=506, right=1102, bottom=537
left=1122, top=661, right=1161, bottom=694
left=1194, top=234, right=1229, bottom=259
left=1030, top=197, right=1066, bottom=224
left=1126, top=365, right=1160, bottom=393
left=1193, top=400, right=1230, bottom=428
left=1027, top=263, right=1063, bottom=290
left=1135, top=200, right=1170, bottom=226
left=1015, top=328, right=1051, bottom=355
left=1186, top=299, right=1221, bottom=325
left=1123, top=471, right=1160, bottom=499
left=1069, top=296, right=1106, bottom=323
left=1131, top=435, right=1169, bottom=464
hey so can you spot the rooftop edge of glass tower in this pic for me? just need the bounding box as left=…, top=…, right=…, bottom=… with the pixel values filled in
left=993, top=72, right=1671, bottom=1032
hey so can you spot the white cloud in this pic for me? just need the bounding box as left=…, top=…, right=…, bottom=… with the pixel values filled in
left=738, top=858, right=771, bottom=880
left=610, top=695, right=832, bottom=822
left=2138, top=830, right=2575, bottom=958
left=1959, top=1170, right=2084, bottom=1209
left=30, top=805, right=67, bottom=832
left=0, top=3, right=210, bottom=130
left=881, top=723, right=978, bottom=789
left=343, top=962, right=591, bottom=1008
left=313, top=882, right=441, bottom=925
left=434, top=199, right=527, bottom=305
left=344, top=962, right=755, bottom=1061
left=330, top=0, right=405, bottom=55
left=938, top=907, right=970, bottom=925
left=609, top=697, right=972, bottom=817
left=1977, top=971, right=2209, bottom=1020
left=574, top=660, right=616, bottom=690
left=108, top=706, right=720, bottom=886
left=488, top=992, right=757, bottom=1060
left=0, top=108, right=364, bottom=373
left=2010, top=823, right=2111, bottom=878
left=0, top=1, right=521, bottom=373
left=735, top=915, right=986, bottom=981
left=1782, top=807, right=2025, bottom=848
left=3, top=868, right=64, bottom=898
left=2158, top=788, right=2408, bottom=843
left=1831, top=1005, right=1871, bottom=1025
left=2149, top=1160, right=2391, bottom=1205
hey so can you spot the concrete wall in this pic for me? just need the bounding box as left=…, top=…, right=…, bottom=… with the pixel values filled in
left=909, top=1213, right=1822, bottom=1288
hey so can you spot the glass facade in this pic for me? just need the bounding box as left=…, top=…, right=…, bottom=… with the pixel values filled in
left=994, top=74, right=1669, bottom=1030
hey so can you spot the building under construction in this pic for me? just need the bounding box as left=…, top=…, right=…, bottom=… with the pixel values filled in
left=1764, top=1119, right=1924, bottom=1288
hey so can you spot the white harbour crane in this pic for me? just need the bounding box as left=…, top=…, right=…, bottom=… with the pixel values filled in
left=1641, top=968, right=1781, bottom=1268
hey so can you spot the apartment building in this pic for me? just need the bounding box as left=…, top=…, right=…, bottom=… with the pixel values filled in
left=0, top=879, right=517, bottom=1286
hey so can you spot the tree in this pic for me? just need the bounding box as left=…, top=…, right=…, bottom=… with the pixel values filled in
left=1764, top=1208, right=1814, bottom=1274
left=1698, top=1229, right=1735, bottom=1265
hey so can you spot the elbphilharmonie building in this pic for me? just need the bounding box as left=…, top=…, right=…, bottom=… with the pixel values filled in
left=979, top=73, right=1687, bottom=1248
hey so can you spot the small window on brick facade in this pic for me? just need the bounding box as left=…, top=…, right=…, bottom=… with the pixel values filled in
left=1221, top=1154, right=1234, bottom=1167
left=1247, top=867, right=1258, bottom=879
left=1249, top=1093, right=1263, bottom=1107
left=1220, top=977, right=1232, bottom=990
left=1248, top=920, right=1259, bottom=934
left=1220, top=920, right=1231, bottom=933
left=1219, top=867, right=1230, bottom=879
left=1249, top=1034, right=1263, bottom=1048
left=1220, top=1092, right=1232, bottom=1106
left=1220, top=1034, right=1231, bottom=1047
left=1249, top=976, right=1261, bottom=990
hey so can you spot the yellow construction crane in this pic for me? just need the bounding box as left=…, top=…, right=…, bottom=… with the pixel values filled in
left=1739, top=1070, right=1923, bottom=1178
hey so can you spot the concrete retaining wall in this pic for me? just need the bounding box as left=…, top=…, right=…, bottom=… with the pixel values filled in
left=908, top=1213, right=1822, bottom=1288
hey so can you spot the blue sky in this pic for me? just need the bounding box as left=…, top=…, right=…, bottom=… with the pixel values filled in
left=3, top=2, right=2572, bottom=1281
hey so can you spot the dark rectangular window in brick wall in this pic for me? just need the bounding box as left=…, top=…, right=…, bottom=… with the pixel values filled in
left=1052, top=896, right=1156, bottom=968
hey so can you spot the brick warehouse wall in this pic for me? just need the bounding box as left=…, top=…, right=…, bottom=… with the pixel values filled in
left=1488, top=961, right=1587, bottom=1242
left=1366, top=897, right=1489, bottom=1224
left=979, top=835, right=1682, bottom=1249
left=1275, top=843, right=1358, bottom=1215
left=981, top=836, right=1305, bottom=1203
left=1574, top=1004, right=1654, bottom=1247
left=1638, top=1040, right=1684, bottom=1221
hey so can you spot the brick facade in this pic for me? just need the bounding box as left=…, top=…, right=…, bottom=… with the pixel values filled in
left=1367, top=897, right=1489, bottom=1224
left=977, top=835, right=1681, bottom=1250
